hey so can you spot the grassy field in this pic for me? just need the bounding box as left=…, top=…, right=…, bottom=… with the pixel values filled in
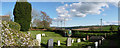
left=94, top=25, right=119, bottom=31
left=29, top=30, right=94, bottom=47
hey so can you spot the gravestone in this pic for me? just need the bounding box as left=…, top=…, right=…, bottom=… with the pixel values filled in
left=48, top=39, right=53, bottom=48
left=99, top=40, right=102, bottom=45
left=87, top=46, right=91, bottom=48
left=77, top=38, right=81, bottom=43
left=87, top=35, right=89, bottom=40
left=67, top=38, right=72, bottom=46
left=95, top=42, right=98, bottom=47
left=72, top=39, right=74, bottom=43
left=36, top=34, right=41, bottom=46
left=42, top=33, right=45, bottom=37
left=102, top=37, right=105, bottom=40
left=57, top=40, right=60, bottom=46
left=89, top=36, right=105, bottom=42
left=83, top=38, right=86, bottom=41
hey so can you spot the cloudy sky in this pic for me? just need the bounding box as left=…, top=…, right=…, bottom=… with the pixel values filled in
left=1, top=2, right=119, bottom=27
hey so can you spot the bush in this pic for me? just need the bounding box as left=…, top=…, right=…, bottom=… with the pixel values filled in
left=1, top=21, right=39, bottom=46
left=8, top=21, right=21, bottom=30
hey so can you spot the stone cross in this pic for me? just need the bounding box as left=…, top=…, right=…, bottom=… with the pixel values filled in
left=48, top=39, right=53, bottom=48
left=57, top=40, right=60, bottom=46
left=36, top=34, right=41, bottom=46
left=67, top=38, right=72, bottom=46
left=77, top=38, right=81, bottom=43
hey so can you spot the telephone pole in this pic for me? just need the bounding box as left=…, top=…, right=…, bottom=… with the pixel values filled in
left=100, top=18, right=102, bottom=31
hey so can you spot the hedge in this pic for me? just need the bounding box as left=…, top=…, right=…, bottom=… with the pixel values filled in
left=8, top=21, right=21, bottom=31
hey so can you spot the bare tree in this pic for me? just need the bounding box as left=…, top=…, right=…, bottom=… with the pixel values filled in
left=41, top=11, right=52, bottom=29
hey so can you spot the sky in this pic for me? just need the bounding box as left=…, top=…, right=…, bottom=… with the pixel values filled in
left=1, top=2, right=119, bottom=27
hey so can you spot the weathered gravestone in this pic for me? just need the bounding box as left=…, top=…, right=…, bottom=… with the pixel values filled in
left=72, top=39, right=74, bottom=43
left=57, top=40, right=60, bottom=46
left=48, top=39, right=53, bottom=48
left=67, top=38, right=72, bottom=46
left=42, top=33, right=45, bottom=37
left=36, top=34, right=41, bottom=46
left=83, top=38, right=86, bottom=41
left=87, top=35, right=89, bottom=40
left=87, top=46, right=92, bottom=48
left=99, top=40, right=102, bottom=45
left=95, top=42, right=98, bottom=48
left=77, top=38, right=81, bottom=43
left=89, top=36, right=105, bottom=42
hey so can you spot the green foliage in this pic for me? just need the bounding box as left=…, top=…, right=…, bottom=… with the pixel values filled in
left=13, top=2, right=32, bottom=31
left=8, top=21, right=21, bottom=30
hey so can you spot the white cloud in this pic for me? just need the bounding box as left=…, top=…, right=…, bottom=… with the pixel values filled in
left=53, top=17, right=72, bottom=21
left=56, top=2, right=109, bottom=18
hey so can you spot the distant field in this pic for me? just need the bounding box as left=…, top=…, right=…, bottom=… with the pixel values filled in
left=66, top=25, right=119, bottom=31
left=95, top=26, right=119, bottom=31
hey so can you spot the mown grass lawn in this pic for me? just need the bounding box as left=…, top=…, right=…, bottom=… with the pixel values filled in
left=29, top=30, right=94, bottom=47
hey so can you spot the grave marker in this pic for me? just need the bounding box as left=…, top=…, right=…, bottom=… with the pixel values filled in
left=36, top=34, right=41, bottom=46
left=87, top=46, right=91, bottom=48
left=48, top=39, right=53, bottom=48
left=42, top=33, right=45, bottom=37
left=72, top=39, right=74, bottom=43
left=95, top=42, right=98, bottom=48
left=83, top=38, right=86, bottom=41
left=57, top=40, right=60, bottom=46
left=67, top=38, right=72, bottom=46
left=77, top=38, right=81, bottom=43
left=99, top=40, right=102, bottom=45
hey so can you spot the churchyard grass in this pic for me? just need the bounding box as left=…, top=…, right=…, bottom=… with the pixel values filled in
left=28, top=30, right=94, bottom=47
